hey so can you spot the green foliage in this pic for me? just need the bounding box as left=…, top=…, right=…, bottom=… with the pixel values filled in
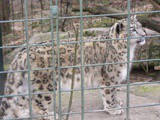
left=83, top=31, right=96, bottom=37
left=101, top=0, right=110, bottom=5
left=137, top=86, right=160, bottom=93
left=30, top=20, right=55, bottom=32
left=31, top=22, right=40, bottom=29
left=133, top=85, right=160, bottom=97
left=138, top=14, right=149, bottom=18
left=91, top=18, right=116, bottom=28
left=4, top=65, right=9, bottom=71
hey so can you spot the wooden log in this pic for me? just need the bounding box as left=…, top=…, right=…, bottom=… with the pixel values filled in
left=73, top=5, right=160, bottom=32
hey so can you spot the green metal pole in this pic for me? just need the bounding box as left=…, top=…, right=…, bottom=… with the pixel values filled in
left=126, top=0, right=131, bottom=119
left=0, top=24, right=4, bottom=100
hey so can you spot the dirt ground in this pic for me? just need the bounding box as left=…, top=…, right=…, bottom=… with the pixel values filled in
left=60, top=85, right=160, bottom=120
left=0, top=67, right=159, bottom=120
left=58, top=69, right=160, bottom=120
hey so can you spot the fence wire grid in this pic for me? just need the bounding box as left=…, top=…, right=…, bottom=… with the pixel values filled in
left=0, top=0, right=160, bottom=120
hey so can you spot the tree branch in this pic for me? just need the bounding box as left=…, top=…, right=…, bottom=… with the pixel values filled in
left=66, top=22, right=79, bottom=120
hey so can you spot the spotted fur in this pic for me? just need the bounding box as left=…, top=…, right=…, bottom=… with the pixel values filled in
left=0, top=15, right=146, bottom=119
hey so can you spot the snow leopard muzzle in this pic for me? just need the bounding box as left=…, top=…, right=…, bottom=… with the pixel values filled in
left=137, top=37, right=146, bottom=45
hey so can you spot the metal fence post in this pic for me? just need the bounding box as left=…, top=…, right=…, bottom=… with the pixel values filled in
left=0, top=24, right=4, bottom=101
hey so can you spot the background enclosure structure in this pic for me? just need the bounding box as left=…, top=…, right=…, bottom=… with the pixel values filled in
left=0, top=0, right=160, bottom=120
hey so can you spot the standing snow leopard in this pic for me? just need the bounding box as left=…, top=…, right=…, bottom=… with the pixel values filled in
left=0, top=15, right=146, bottom=119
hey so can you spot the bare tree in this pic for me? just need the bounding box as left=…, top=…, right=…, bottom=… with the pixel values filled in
left=39, top=0, right=44, bottom=10
left=0, top=0, right=10, bottom=34
left=60, top=0, right=71, bottom=31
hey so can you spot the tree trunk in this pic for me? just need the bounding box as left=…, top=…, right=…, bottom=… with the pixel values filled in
left=138, top=17, right=160, bottom=33
left=0, top=0, right=11, bottom=34
left=148, top=0, right=160, bottom=10
left=61, top=0, right=71, bottom=32
left=152, top=0, right=160, bottom=5
left=73, top=5, right=160, bottom=33
left=39, top=0, right=44, bottom=10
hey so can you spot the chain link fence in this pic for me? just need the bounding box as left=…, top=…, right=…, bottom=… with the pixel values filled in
left=0, top=0, right=160, bottom=120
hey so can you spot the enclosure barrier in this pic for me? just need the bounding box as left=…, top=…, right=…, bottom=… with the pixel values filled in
left=0, top=0, right=160, bottom=120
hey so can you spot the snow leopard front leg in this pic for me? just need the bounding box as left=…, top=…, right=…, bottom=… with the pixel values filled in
left=30, top=70, right=59, bottom=120
left=100, top=65, right=124, bottom=115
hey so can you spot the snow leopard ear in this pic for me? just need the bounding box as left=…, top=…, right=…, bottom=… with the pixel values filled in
left=115, top=22, right=124, bottom=35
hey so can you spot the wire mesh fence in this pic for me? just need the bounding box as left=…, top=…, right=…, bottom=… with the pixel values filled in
left=0, top=0, right=160, bottom=120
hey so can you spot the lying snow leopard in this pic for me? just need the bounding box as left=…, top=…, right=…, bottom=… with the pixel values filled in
left=0, top=15, right=146, bottom=119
